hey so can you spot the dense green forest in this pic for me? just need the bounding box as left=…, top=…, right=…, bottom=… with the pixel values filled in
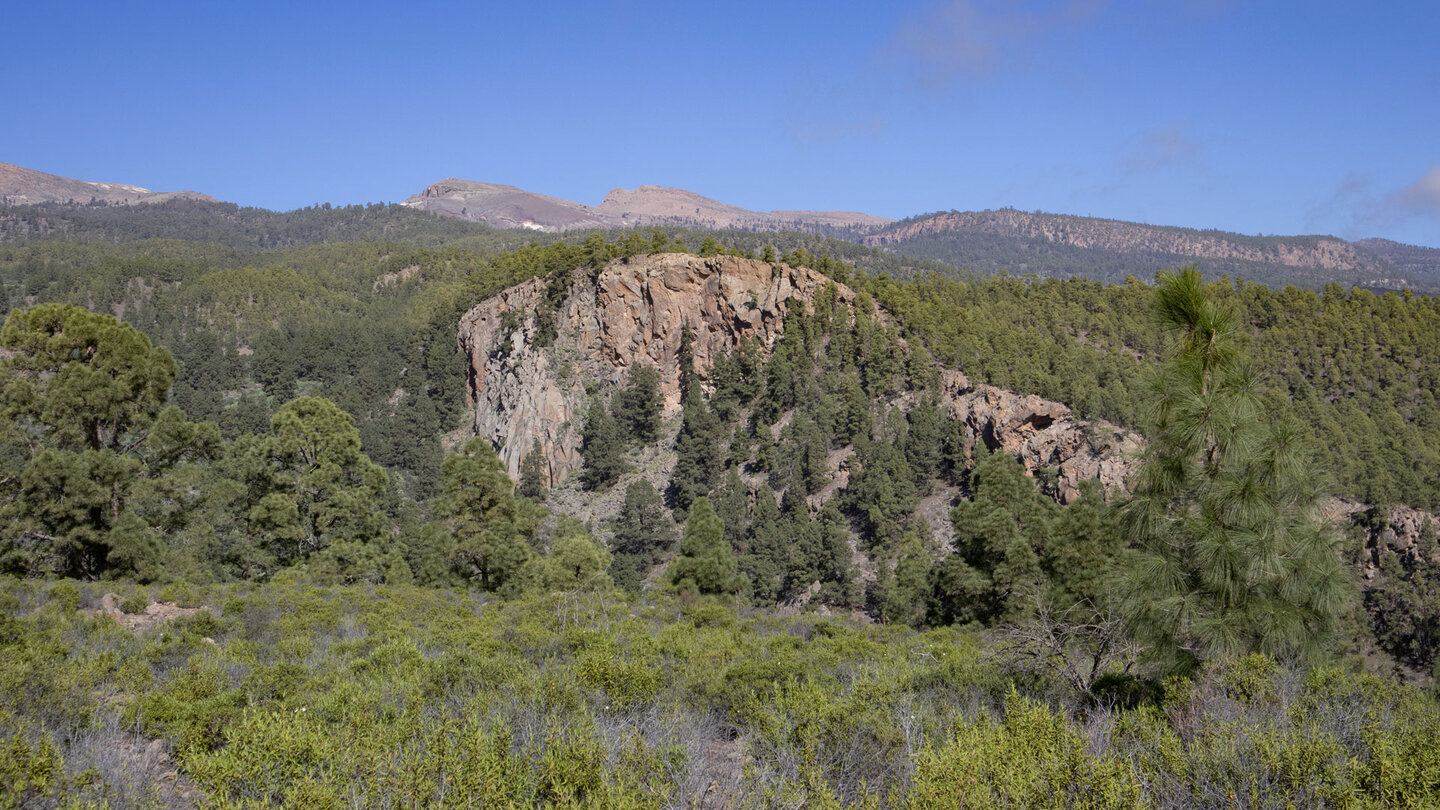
left=2, top=202, right=1439, bottom=807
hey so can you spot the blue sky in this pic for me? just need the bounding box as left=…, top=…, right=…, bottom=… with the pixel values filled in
left=6, top=1, right=1438, bottom=247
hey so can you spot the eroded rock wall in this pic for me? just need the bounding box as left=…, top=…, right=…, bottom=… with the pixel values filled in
left=458, top=253, right=854, bottom=485
left=937, top=369, right=1142, bottom=504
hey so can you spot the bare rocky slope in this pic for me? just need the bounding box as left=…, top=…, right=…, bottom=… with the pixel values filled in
left=404, top=179, right=890, bottom=236
left=459, top=251, right=1438, bottom=577
left=0, top=161, right=214, bottom=206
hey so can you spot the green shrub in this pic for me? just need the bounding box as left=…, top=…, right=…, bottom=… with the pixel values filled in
left=906, top=689, right=1144, bottom=809
left=1220, top=653, right=1280, bottom=703
left=46, top=581, right=80, bottom=614
left=577, top=648, right=663, bottom=710
left=119, top=588, right=149, bottom=615
left=0, top=728, right=62, bottom=807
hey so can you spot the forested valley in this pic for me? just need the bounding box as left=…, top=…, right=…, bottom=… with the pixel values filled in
left=2, top=200, right=1439, bottom=808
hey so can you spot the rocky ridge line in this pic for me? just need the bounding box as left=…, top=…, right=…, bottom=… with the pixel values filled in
left=863, top=209, right=1390, bottom=273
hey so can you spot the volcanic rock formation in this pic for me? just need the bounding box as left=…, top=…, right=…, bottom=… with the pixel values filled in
left=457, top=253, right=1141, bottom=496
left=456, top=250, right=1437, bottom=575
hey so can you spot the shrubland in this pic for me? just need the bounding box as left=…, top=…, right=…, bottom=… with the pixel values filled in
left=3, top=581, right=1439, bottom=808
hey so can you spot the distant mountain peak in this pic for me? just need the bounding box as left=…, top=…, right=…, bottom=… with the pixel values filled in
left=402, top=178, right=891, bottom=238
left=0, top=161, right=214, bottom=206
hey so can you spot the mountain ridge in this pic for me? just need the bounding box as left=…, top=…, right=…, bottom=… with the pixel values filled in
left=0, top=161, right=214, bottom=206
left=867, top=208, right=1440, bottom=291
left=4, top=161, right=1437, bottom=291
left=401, top=178, right=890, bottom=237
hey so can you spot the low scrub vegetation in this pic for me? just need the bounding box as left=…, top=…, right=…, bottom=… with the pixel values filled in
left=2, top=580, right=1438, bottom=808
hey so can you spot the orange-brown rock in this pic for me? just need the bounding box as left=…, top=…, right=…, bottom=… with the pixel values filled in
left=458, top=253, right=857, bottom=485
left=938, top=369, right=1142, bottom=503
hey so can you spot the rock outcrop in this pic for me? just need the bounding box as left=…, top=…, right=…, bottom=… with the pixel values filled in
left=456, top=251, right=1435, bottom=573
left=458, top=253, right=856, bottom=485
left=1321, top=498, right=1440, bottom=578
left=938, top=370, right=1142, bottom=503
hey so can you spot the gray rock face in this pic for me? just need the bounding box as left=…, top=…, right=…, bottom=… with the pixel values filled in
left=1320, top=498, right=1440, bottom=578
left=458, top=253, right=852, bottom=485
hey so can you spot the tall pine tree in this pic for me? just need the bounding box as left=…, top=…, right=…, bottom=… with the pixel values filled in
left=669, top=497, right=741, bottom=596
left=615, top=364, right=663, bottom=446
left=579, top=389, right=624, bottom=491
left=1120, top=267, right=1353, bottom=671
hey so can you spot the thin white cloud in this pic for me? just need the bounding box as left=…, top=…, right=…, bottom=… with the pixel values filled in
left=1122, top=122, right=1202, bottom=174
left=1304, top=172, right=1371, bottom=234
left=884, top=0, right=1107, bottom=89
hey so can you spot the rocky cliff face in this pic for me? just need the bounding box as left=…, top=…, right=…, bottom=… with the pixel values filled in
left=458, top=253, right=1145, bottom=501
left=458, top=253, right=856, bottom=485
left=937, top=369, right=1142, bottom=504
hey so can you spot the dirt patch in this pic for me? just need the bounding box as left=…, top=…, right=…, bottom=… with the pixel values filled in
left=89, top=593, right=210, bottom=632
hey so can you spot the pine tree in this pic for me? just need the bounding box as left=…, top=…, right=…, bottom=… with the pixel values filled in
left=1120, top=267, right=1353, bottom=671
left=609, top=479, right=675, bottom=591
left=1044, top=479, right=1122, bottom=612
left=435, top=437, right=538, bottom=593
left=615, top=364, right=663, bottom=445
left=937, top=451, right=1057, bottom=625
left=668, top=385, right=724, bottom=514
left=669, top=497, right=741, bottom=596
left=579, top=389, right=624, bottom=491
left=535, top=524, right=611, bottom=592
left=741, top=485, right=787, bottom=604
left=713, top=468, right=750, bottom=551
left=677, top=323, right=698, bottom=399
left=880, top=526, right=935, bottom=626
left=517, top=438, right=548, bottom=501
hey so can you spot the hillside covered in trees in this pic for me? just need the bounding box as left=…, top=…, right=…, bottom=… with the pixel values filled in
left=863, top=208, right=1440, bottom=292
left=2, top=201, right=1439, bottom=807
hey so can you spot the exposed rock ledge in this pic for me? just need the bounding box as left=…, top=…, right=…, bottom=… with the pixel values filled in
left=938, top=369, right=1142, bottom=503
left=458, top=253, right=856, bottom=485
